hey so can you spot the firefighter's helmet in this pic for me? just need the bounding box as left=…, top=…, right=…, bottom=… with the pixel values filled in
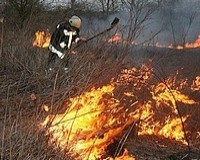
left=69, top=15, right=81, bottom=29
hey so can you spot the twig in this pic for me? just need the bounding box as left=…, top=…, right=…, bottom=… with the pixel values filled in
left=0, top=16, right=4, bottom=63
left=1, top=84, right=10, bottom=159
left=50, top=72, right=59, bottom=113
left=152, top=70, right=191, bottom=152
left=114, top=121, right=136, bottom=158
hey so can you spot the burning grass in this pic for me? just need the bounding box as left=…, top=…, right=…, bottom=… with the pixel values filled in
left=1, top=40, right=200, bottom=159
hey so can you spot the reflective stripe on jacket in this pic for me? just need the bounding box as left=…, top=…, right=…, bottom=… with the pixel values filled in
left=49, top=22, right=80, bottom=57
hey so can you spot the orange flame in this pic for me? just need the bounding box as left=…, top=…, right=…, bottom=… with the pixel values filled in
left=168, top=35, right=200, bottom=49
left=185, top=35, right=200, bottom=48
left=191, top=76, right=200, bottom=91
left=106, top=32, right=135, bottom=45
left=33, top=30, right=50, bottom=48
left=107, top=33, right=200, bottom=49
left=41, top=104, right=49, bottom=112
left=40, top=65, right=199, bottom=159
left=152, top=81, right=197, bottom=112
left=107, top=32, right=124, bottom=43
left=108, top=149, right=135, bottom=160
left=137, top=75, right=197, bottom=144
left=41, top=84, right=136, bottom=159
left=149, top=34, right=200, bottom=49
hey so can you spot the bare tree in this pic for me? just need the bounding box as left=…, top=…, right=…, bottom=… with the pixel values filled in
left=71, top=0, right=76, bottom=14
left=0, top=0, right=6, bottom=63
left=120, top=0, right=162, bottom=43
left=180, top=10, right=197, bottom=48
left=96, top=0, right=120, bottom=15
left=7, top=0, right=43, bottom=29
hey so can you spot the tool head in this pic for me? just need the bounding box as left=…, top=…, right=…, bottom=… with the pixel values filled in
left=111, top=17, right=119, bottom=28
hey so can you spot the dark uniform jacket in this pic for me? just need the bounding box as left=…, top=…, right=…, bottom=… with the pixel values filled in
left=49, top=22, right=80, bottom=58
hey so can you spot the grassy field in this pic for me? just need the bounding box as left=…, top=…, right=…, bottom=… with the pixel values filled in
left=0, top=35, right=200, bottom=159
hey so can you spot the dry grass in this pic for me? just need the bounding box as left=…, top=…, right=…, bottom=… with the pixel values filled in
left=0, top=30, right=200, bottom=159
left=0, top=31, right=128, bottom=159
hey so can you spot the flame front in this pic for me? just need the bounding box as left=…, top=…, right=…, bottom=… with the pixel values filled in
left=191, top=76, right=200, bottom=91
left=41, top=84, right=135, bottom=159
left=162, top=35, right=200, bottom=49
left=33, top=30, right=50, bottom=48
left=33, top=30, right=200, bottom=50
left=106, top=32, right=135, bottom=45
left=185, top=35, right=200, bottom=48
left=40, top=65, right=199, bottom=159
left=107, top=33, right=124, bottom=43
left=106, top=32, right=200, bottom=49
left=138, top=75, right=198, bottom=144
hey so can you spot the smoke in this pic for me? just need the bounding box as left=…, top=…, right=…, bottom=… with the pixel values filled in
left=142, top=0, right=200, bottom=46
left=81, top=0, right=200, bottom=46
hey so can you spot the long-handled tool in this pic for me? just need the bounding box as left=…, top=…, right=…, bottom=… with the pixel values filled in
left=72, top=17, right=120, bottom=49
left=60, top=17, right=119, bottom=69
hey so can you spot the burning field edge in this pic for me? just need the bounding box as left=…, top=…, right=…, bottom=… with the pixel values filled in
left=0, top=44, right=200, bottom=159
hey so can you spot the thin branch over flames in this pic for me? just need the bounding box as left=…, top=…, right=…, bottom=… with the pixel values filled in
left=40, top=64, right=199, bottom=159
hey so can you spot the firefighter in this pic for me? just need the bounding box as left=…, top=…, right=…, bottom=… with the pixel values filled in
left=47, top=15, right=85, bottom=72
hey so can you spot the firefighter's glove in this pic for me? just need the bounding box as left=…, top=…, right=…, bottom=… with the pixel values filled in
left=77, top=37, right=87, bottom=45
